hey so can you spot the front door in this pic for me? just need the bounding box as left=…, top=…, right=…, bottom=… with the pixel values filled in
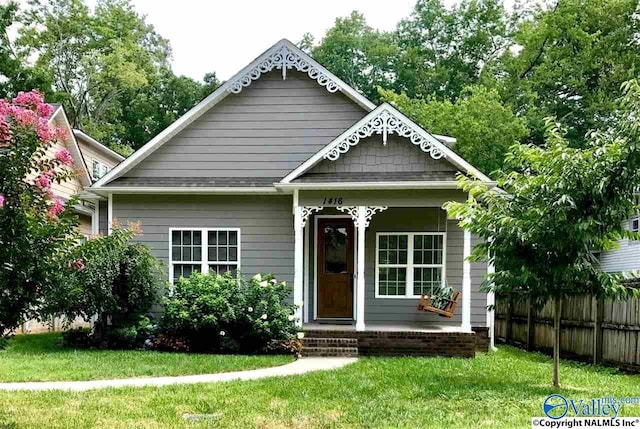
left=317, top=218, right=354, bottom=318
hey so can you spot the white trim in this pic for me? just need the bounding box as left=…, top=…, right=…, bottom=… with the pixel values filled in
left=276, top=181, right=495, bottom=190
left=49, top=106, right=92, bottom=187
left=168, top=227, right=241, bottom=284
left=462, top=229, right=472, bottom=331
left=293, top=206, right=304, bottom=327
left=374, top=232, right=447, bottom=299
left=73, top=129, right=125, bottom=162
left=281, top=103, right=492, bottom=184
left=87, top=187, right=280, bottom=195
left=107, top=193, right=113, bottom=235
left=355, top=206, right=366, bottom=331
left=487, top=258, right=497, bottom=351
left=91, top=39, right=376, bottom=188
left=303, top=221, right=310, bottom=324
left=313, top=215, right=356, bottom=321
left=92, top=199, right=99, bottom=235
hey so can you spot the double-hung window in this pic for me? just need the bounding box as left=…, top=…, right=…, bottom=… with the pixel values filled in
left=170, top=228, right=240, bottom=283
left=630, top=216, right=640, bottom=245
left=376, top=232, right=446, bottom=298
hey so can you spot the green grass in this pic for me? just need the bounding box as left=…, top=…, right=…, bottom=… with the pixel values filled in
left=0, top=345, right=638, bottom=428
left=0, top=333, right=293, bottom=382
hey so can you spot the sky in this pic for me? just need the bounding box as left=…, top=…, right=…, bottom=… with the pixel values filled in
left=98, top=0, right=417, bottom=81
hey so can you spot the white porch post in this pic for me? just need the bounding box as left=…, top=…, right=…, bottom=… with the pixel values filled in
left=487, top=259, right=497, bottom=350
left=107, top=193, right=113, bottom=235
left=462, top=229, right=472, bottom=332
left=355, top=206, right=367, bottom=331
left=293, top=204, right=304, bottom=328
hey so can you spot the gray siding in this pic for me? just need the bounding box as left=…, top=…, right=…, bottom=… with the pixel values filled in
left=598, top=217, right=640, bottom=273
left=113, top=194, right=295, bottom=284
left=306, top=134, right=457, bottom=176
left=124, top=70, right=366, bottom=180
left=306, top=207, right=487, bottom=327
left=98, top=200, right=108, bottom=235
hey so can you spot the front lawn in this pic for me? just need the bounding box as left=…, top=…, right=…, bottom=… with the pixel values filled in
left=0, top=333, right=294, bottom=382
left=0, top=346, right=638, bottom=428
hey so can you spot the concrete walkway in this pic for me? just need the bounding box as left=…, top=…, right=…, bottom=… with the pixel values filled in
left=0, top=357, right=357, bottom=392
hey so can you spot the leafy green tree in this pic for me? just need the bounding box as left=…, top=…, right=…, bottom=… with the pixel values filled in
left=311, top=11, right=397, bottom=102
left=380, top=85, right=526, bottom=175
left=498, top=0, right=640, bottom=147
left=444, top=80, right=640, bottom=387
left=0, top=2, right=53, bottom=99
left=0, top=90, right=80, bottom=339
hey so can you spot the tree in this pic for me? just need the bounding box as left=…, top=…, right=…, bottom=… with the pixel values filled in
left=0, top=90, right=81, bottom=338
left=444, top=80, right=640, bottom=387
left=380, top=85, right=527, bottom=175
left=497, top=0, right=640, bottom=147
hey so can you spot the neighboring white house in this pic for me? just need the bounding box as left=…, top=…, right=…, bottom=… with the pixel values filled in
left=598, top=214, right=640, bottom=274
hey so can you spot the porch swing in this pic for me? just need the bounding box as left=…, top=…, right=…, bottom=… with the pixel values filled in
left=417, top=282, right=460, bottom=318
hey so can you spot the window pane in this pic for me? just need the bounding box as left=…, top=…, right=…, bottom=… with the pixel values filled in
left=208, top=247, right=217, bottom=262
left=379, top=251, right=388, bottom=264
left=219, top=247, right=228, bottom=261
left=414, top=250, right=423, bottom=264
left=218, top=231, right=227, bottom=245
left=399, top=235, right=408, bottom=249
left=229, top=231, right=237, bottom=245
left=182, top=247, right=191, bottom=261
left=379, top=235, right=388, bottom=249
left=172, top=231, right=181, bottom=245
left=378, top=267, right=406, bottom=296
left=414, top=235, right=422, bottom=250
left=398, top=250, right=407, bottom=264
left=193, top=231, right=201, bottom=245
left=193, top=247, right=202, bottom=261
left=209, top=231, right=217, bottom=245
left=324, top=225, right=348, bottom=274
left=183, top=231, right=191, bottom=245
left=229, top=246, right=238, bottom=262
left=172, top=246, right=181, bottom=261
left=389, top=235, right=398, bottom=249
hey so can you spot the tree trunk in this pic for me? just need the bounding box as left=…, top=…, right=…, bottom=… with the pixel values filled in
left=553, top=297, right=562, bottom=388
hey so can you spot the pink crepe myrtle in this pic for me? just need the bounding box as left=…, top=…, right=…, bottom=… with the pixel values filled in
left=69, top=258, right=85, bottom=272
left=13, top=91, right=53, bottom=118
left=35, top=170, right=55, bottom=190
left=47, top=198, right=65, bottom=218
left=0, top=194, right=4, bottom=208
left=55, top=148, right=73, bottom=166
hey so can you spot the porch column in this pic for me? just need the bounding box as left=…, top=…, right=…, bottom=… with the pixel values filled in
left=293, top=205, right=304, bottom=327
left=487, top=258, right=497, bottom=350
left=355, top=206, right=367, bottom=331
left=462, top=229, right=472, bottom=331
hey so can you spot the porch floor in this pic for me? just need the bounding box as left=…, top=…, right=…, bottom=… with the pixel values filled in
left=303, top=322, right=472, bottom=333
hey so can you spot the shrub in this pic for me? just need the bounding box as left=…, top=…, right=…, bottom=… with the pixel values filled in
left=161, top=272, right=298, bottom=354
left=48, top=223, right=163, bottom=348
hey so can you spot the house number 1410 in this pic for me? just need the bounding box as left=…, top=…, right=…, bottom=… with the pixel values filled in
left=322, top=197, right=343, bottom=205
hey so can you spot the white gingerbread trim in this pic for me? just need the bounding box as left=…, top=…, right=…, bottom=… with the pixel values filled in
left=337, top=206, right=388, bottom=228
left=229, top=45, right=340, bottom=94
left=301, top=206, right=323, bottom=227
left=325, top=107, right=443, bottom=161
left=281, top=103, right=492, bottom=184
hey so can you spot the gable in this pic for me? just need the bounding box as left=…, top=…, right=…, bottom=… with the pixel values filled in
left=115, top=70, right=367, bottom=182
left=294, top=134, right=459, bottom=183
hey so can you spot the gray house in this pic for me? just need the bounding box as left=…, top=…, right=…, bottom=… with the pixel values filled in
left=87, top=39, right=497, bottom=356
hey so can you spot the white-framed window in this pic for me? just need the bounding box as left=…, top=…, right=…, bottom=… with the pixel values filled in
left=169, top=228, right=241, bottom=283
left=630, top=216, right=640, bottom=245
left=375, top=232, right=446, bottom=298
left=92, top=160, right=110, bottom=180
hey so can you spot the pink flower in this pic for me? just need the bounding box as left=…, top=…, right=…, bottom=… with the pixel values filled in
left=35, top=170, right=55, bottom=190
left=55, top=148, right=73, bottom=166
left=37, top=103, right=54, bottom=118
left=36, top=118, right=56, bottom=142
left=73, top=259, right=85, bottom=272
left=47, top=198, right=64, bottom=217
left=12, top=91, right=46, bottom=111
left=11, top=107, right=37, bottom=127
left=0, top=195, right=4, bottom=208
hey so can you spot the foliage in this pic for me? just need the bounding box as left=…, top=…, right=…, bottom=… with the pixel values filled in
left=444, top=80, right=640, bottom=385
left=5, top=0, right=218, bottom=153
left=0, top=90, right=80, bottom=337
left=381, top=85, right=527, bottom=175
left=497, top=0, right=640, bottom=147
left=47, top=223, right=162, bottom=346
left=161, top=272, right=298, bottom=354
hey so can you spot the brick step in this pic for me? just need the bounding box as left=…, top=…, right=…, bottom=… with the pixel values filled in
left=302, top=346, right=359, bottom=357
left=302, top=329, right=359, bottom=339
left=302, top=337, right=358, bottom=347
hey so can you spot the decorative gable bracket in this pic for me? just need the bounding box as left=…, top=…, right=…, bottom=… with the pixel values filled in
left=323, top=107, right=445, bottom=162
left=228, top=45, right=341, bottom=94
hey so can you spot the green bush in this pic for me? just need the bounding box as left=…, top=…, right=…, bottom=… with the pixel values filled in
left=49, top=224, right=163, bottom=348
left=161, top=272, right=298, bottom=353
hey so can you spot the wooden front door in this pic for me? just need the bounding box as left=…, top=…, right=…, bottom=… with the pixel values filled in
left=317, top=218, right=354, bottom=318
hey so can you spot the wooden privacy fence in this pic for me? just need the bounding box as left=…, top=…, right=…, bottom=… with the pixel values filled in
left=495, top=295, right=640, bottom=373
